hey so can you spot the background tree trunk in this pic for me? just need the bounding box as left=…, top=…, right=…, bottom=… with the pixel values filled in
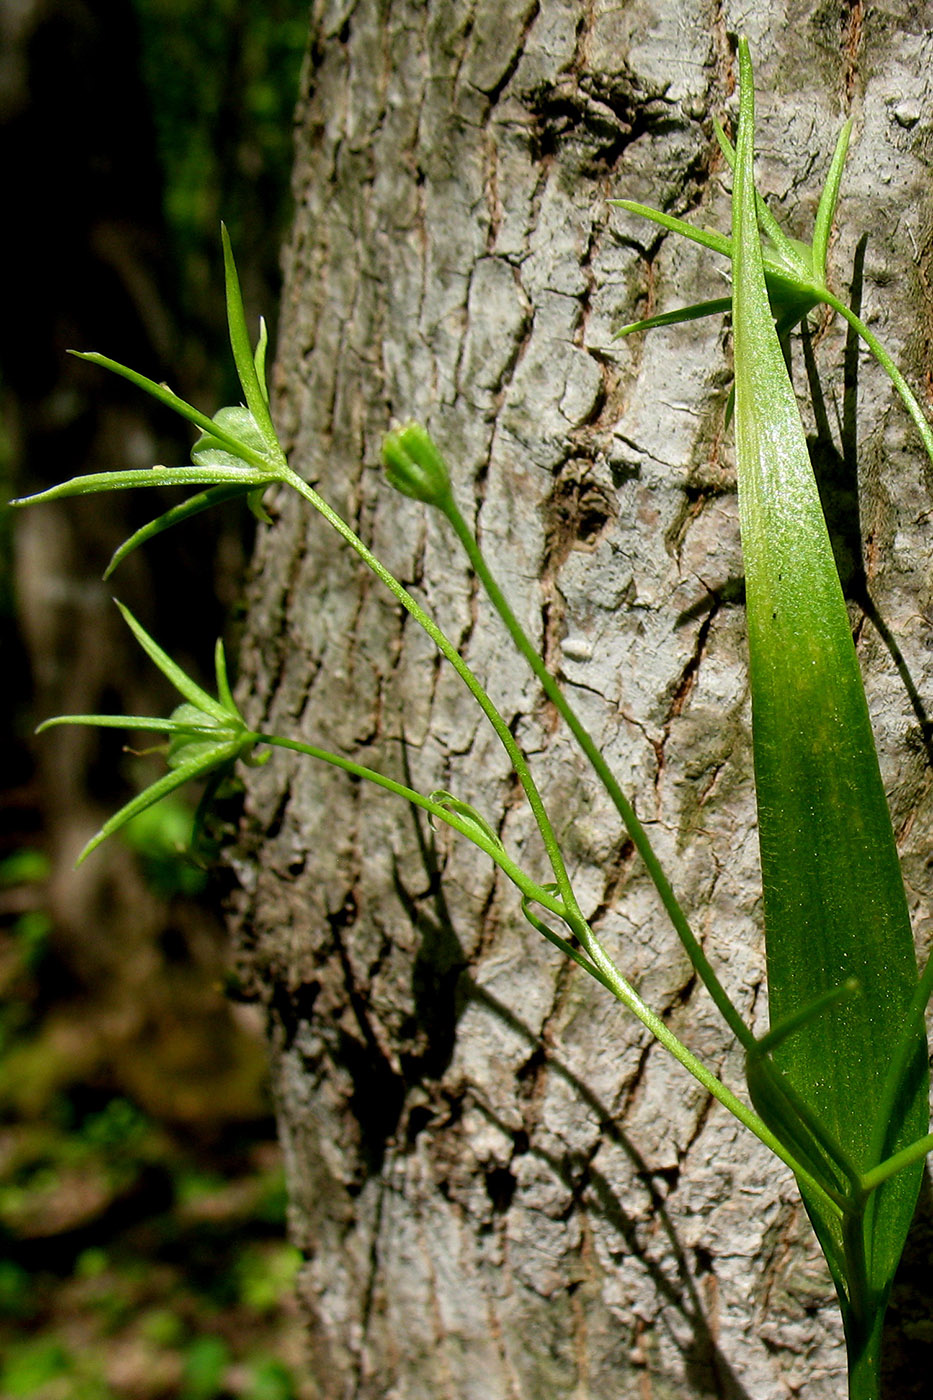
left=235, top=2, right=933, bottom=1395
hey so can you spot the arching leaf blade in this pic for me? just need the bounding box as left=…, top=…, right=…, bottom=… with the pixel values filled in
left=732, top=36, right=926, bottom=1320
left=221, top=226, right=280, bottom=453
left=113, top=603, right=231, bottom=723
left=614, top=297, right=733, bottom=338
left=74, top=741, right=242, bottom=865
left=103, top=483, right=258, bottom=578
left=811, top=119, right=853, bottom=280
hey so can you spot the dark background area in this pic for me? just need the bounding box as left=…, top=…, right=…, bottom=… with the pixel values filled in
left=0, top=2, right=311, bottom=1394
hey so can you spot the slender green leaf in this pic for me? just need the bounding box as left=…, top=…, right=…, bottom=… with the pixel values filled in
left=36, top=714, right=220, bottom=736
left=732, top=35, right=926, bottom=1328
left=68, top=351, right=270, bottom=467
left=214, top=639, right=237, bottom=716
left=608, top=200, right=733, bottom=258
left=870, top=947, right=933, bottom=1171
left=520, top=894, right=615, bottom=993
left=712, top=115, right=799, bottom=263
left=753, top=977, right=859, bottom=1058
left=614, top=296, right=733, bottom=338
left=12, top=464, right=271, bottom=509
left=822, top=289, right=933, bottom=469
left=811, top=119, right=852, bottom=280
left=74, top=741, right=243, bottom=865
left=114, top=602, right=231, bottom=723
left=104, top=483, right=258, bottom=579
left=254, top=317, right=270, bottom=403
left=221, top=225, right=280, bottom=452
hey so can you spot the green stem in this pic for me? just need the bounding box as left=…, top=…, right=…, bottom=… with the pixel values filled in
left=822, top=289, right=933, bottom=467
left=280, top=467, right=584, bottom=925
left=257, top=732, right=565, bottom=916
left=844, top=1303, right=885, bottom=1400
left=859, top=1131, right=933, bottom=1197
left=259, top=685, right=835, bottom=1206
left=521, top=897, right=620, bottom=995
left=278, top=472, right=849, bottom=1210
left=548, top=899, right=846, bottom=1218
left=841, top=1209, right=874, bottom=1355
left=441, top=494, right=754, bottom=1049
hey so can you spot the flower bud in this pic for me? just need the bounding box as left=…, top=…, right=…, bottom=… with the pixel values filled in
left=381, top=421, right=452, bottom=508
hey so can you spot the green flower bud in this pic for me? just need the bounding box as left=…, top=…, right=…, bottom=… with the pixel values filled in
left=381, top=421, right=452, bottom=508
left=166, top=703, right=230, bottom=769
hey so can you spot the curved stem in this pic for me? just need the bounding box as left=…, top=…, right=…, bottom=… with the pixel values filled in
left=844, top=1304, right=885, bottom=1400
left=277, top=473, right=848, bottom=1211
left=280, top=468, right=583, bottom=921
left=259, top=734, right=837, bottom=1211
left=258, top=731, right=566, bottom=919
left=521, top=897, right=619, bottom=994
left=552, top=901, right=846, bottom=1219
left=441, top=495, right=754, bottom=1050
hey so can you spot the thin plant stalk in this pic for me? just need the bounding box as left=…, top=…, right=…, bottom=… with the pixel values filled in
left=439, top=491, right=754, bottom=1049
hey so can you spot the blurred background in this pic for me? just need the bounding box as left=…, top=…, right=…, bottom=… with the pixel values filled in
left=0, top=2, right=313, bottom=1395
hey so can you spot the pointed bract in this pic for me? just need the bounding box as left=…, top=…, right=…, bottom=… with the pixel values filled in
left=613, top=78, right=933, bottom=477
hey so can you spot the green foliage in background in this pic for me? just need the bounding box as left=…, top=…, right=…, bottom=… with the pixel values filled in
left=131, top=0, right=307, bottom=328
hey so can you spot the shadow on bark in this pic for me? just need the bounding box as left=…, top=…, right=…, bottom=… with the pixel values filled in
left=384, top=255, right=933, bottom=1378
left=390, top=782, right=753, bottom=1400
left=802, top=235, right=933, bottom=766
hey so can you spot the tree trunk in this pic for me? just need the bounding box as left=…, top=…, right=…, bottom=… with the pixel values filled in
left=235, top=3, right=933, bottom=1395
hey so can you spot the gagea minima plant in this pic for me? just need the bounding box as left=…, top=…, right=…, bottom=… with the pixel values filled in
left=16, top=40, right=933, bottom=1400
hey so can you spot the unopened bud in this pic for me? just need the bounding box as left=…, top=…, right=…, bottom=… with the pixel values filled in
left=381, top=421, right=452, bottom=508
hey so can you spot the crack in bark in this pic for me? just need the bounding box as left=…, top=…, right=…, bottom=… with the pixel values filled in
left=474, top=0, right=541, bottom=107
left=652, top=596, right=720, bottom=800
left=327, top=886, right=410, bottom=1177
left=842, top=0, right=864, bottom=107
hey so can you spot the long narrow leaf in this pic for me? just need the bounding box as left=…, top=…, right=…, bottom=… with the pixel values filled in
left=712, top=116, right=799, bottom=264
left=608, top=200, right=733, bottom=258
left=68, top=352, right=271, bottom=467
left=614, top=296, right=733, bottom=338
left=732, top=35, right=926, bottom=1329
left=254, top=318, right=270, bottom=404
left=74, top=741, right=242, bottom=865
left=114, top=603, right=231, bottom=723
left=221, top=226, right=280, bottom=453
left=36, top=714, right=221, bottom=736
left=811, top=119, right=853, bottom=279
left=12, top=463, right=272, bottom=508
left=104, top=483, right=258, bottom=578
left=214, top=639, right=237, bottom=716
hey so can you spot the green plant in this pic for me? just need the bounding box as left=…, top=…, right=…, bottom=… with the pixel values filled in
left=14, top=41, right=933, bottom=1399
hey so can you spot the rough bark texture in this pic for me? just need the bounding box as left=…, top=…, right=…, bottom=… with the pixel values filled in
left=235, top=3, right=933, bottom=1395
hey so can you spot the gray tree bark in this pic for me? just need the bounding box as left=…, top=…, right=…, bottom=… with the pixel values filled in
left=234, top=2, right=933, bottom=1395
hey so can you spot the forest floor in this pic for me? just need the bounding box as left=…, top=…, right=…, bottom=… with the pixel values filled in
left=0, top=832, right=314, bottom=1400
